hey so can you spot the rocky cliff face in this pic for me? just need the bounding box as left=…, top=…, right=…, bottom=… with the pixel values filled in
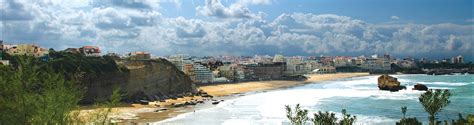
left=80, top=59, right=196, bottom=104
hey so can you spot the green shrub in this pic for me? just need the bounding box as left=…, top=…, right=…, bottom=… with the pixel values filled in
left=339, top=109, right=356, bottom=125
left=285, top=104, right=356, bottom=125
left=311, top=111, right=337, bottom=125
left=397, top=117, right=422, bottom=125
left=285, top=104, right=309, bottom=125
left=396, top=106, right=422, bottom=125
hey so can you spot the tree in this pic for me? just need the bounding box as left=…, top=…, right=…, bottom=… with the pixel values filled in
left=0, top=56, right=82, bottom=124
left=285, top=104, right=309, bottom=125
left=419, top=89, right=451, bottom=125
left=401, top=106, right=407, bottom=119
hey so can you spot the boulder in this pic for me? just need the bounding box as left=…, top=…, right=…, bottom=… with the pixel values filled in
left=413, top=83, right=428, bottom=91
left=377, top=75, right=406, bottom=91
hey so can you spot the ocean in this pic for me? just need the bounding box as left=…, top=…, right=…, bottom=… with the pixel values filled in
left=156, top=74, right=474, bottom=125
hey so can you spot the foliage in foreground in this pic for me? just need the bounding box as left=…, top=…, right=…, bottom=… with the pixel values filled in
left=285, top=104, right=309, bottom=125
left=396, top=106, right=422, bottom=125
left=285, top=89, right=474, bottom=125
left=419, top=89, right=451, bottom=124
left=0, top=56, right=122, bottom=124
left=74, top=87, right=122, bottom=124
left=285, top=104, right=356, bottom=125
left=0, top=56, right=82, bottom=124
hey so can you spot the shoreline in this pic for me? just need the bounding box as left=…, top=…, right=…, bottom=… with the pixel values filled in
left=199, top=72, right=370, bottom=97
left=85, top=72, right=370, bottom=123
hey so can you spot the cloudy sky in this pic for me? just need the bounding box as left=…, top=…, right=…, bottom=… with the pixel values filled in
left=1, top=0, right=473, bottom=60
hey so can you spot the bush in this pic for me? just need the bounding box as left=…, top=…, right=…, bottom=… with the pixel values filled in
left=312, top=111, right=337, bottom=125
left=285, top=104, right=309, bottom=125
left=311, top=109, right=356, bottom=125
left=397, top=118, right=422, bottom=125
left=285, top=104, right=356, bottom=125
left=339, top=109, right=356, bottom=125
left=396, top=106, right=422, bottom=125
left=449, top=113, right=472, bottom=125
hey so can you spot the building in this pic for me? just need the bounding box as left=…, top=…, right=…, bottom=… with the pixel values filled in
left=218, top=64, right=238, bottom=81
left=360, top=55, right=391, bottom=71
left=128, top=52, right=151, bottom=60
left=273, top=54, right=286, bottom=62
left=193, top=63, right=213, bottom=83
left=395, top=59, right=417, bottom=69
left=79, top=46, right=101, bottom=57
left=451, top=55, right=464, bottom=64
left=6, top=44, right=49, bottom=57
left=168, top=54, right=190, bottom=71
left=236, top=65, right=253, bottom=81
left=245, top=62, right=285, bottom=80
left=333, top=57, right=355, bottom=67
left=64, top=48, right=80, bottom=53
left=311, top=66, right=336, bottom=74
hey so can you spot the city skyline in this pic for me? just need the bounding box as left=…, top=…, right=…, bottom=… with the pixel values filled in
left=1, top=0, right=473, bottom=61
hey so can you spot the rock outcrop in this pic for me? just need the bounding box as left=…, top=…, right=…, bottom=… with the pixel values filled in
left=80, top=59, right=196, bottom=104
left=377, top=75, right=406, bottom=91
left=413, top=83, right=428, bottom=91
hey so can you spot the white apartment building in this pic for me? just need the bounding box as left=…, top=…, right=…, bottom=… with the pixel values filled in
left=193, top=63, right=213, bottom=83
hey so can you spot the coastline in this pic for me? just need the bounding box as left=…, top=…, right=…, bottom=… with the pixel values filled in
left=90, top=72, right=370, bottom=123
left=199, top=72, right=370, bottom=97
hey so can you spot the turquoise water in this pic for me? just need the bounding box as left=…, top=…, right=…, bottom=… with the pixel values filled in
left=157, top=74, right=474, bottom=125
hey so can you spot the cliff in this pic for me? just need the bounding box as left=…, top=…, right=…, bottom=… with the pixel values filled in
left=80, top=59, right=196, bottom=104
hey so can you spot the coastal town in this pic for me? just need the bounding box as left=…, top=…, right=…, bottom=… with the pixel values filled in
left=2, top=0, right=472, bottom=124
left=0, top=40, right=471, bottom=85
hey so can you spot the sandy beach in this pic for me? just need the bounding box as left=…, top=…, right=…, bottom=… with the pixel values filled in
left=81, top=72, right=369, bottom=123
left=200, top=73, right=369, bottom=97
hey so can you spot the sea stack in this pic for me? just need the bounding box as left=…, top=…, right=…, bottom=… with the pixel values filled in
left=413, top=83, right=428, bottom=91
left=377, top=75, right=406, bottom=92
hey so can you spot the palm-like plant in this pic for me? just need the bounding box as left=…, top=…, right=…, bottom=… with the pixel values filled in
left=401, top=106, right=407, bottom=119
left=285, top=104, right=309, bottom=125
left=419, top=89, right=451, bottom=124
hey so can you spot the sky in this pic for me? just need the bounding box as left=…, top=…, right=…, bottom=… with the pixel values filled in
left=1, top=0, right=473, bottom=61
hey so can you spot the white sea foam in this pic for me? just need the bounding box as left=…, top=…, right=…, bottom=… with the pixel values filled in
left=356, top=115, right=398, bottom=125
left=417, top=82, right=469, bottom=86
left=156, top=75, right=471, bottom=124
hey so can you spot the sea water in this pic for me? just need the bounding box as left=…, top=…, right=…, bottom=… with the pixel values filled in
left=156, top=74, right=474, bottom=125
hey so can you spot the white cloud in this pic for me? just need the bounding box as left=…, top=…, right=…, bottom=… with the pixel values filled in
left=237, top=0, right=272, bottom=5
left=90, top=0, right=159, bottom=9
left=391, top=15, right=400, bottom=20
left=0, top=0, right=472, bottom=59
left=196, top=0, right=265, bottom=19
